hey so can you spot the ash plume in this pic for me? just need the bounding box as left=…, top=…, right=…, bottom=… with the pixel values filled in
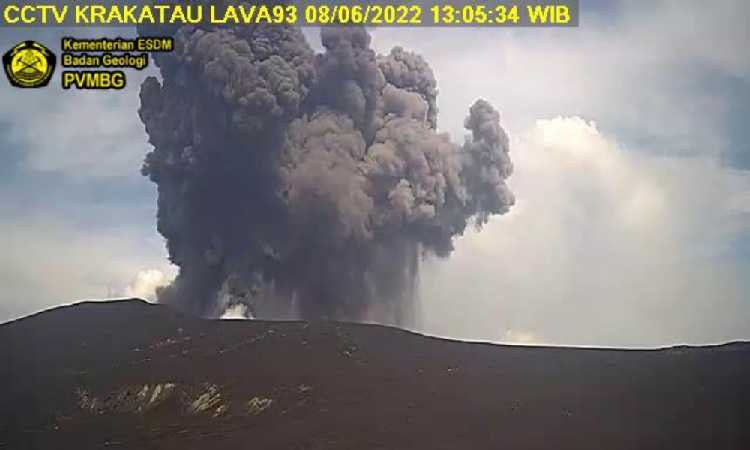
left=138, top=24, right=514, bottom=325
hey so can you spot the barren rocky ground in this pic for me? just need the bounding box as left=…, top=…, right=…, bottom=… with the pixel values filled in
left=1, top=299, right=748, bottom=449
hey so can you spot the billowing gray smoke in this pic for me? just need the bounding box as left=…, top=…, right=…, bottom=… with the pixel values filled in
left=138, top=24, right=514, bottom=325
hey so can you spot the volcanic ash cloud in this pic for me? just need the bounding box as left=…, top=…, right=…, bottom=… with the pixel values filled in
left=138, top=25, right=514, bottom=326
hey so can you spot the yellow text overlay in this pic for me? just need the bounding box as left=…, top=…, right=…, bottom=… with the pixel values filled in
left=1, top=2, right=580, bottom=27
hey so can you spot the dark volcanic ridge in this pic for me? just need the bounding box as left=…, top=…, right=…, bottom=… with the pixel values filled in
left=2, top=299, right=749, bottom=450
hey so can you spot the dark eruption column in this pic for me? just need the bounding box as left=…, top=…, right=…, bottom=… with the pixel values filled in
left=138, top=24, right=514, bottom=326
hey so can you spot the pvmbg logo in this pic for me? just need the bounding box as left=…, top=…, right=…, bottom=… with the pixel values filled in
left=3, top=41, right=57, bottom=88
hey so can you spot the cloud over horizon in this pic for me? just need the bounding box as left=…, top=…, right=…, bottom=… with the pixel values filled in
left=421, top=116, right=750, bottom=347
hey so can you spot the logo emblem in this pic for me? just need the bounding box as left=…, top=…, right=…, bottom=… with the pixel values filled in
left=3, top=41, right=56, bottom=88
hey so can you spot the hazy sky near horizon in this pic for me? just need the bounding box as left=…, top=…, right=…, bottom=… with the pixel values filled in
left=1, top=0, right=749, bottom=347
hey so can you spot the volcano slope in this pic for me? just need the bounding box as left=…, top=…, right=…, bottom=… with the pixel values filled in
left=1, top=299, right=748, bottom=449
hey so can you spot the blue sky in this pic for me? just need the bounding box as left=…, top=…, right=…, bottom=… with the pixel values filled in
left=1, top=0, right=749, bottom=347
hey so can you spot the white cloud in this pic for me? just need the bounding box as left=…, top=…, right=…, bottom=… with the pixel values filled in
left=123, top=269, right=174, bottom=301
left=419, top=117, right=750, bottom=347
